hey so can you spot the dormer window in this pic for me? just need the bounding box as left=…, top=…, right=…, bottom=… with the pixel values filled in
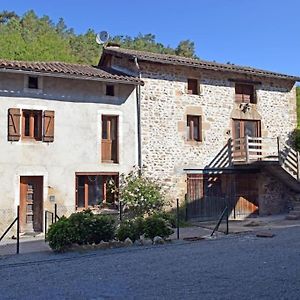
left=28, top=76, right=39, bottom=89
left=235, top=83, right=256, bottom=103
left=106, top=84, right=115, bottom=96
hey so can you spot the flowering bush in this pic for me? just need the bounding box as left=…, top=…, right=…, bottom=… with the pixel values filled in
left=116, top=167, right=167, bottom=217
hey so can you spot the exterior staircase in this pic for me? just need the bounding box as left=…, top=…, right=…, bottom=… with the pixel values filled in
left=231, top=136, right=300, bottom=191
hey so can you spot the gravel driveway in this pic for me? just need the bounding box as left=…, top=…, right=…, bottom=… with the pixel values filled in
left=1, top=226, right=300, bottom=299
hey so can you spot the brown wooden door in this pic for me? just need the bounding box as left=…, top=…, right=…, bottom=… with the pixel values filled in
left=232, top=173, right=259, bottom=218
left=20, top=176, right=43, bottom=233
left=102, top=116, right=118, bottom=163
left=233, top=120, right=261, bottom=139
left=233, top=120, right=261, bottom=160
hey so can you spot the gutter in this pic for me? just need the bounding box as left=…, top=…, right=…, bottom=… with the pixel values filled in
left=0, top=68, right=142, bottom=86
left=134, top=57, right=142, bottom=173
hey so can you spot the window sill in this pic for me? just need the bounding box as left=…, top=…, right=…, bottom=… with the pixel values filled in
left=186, top=140, right=203, bottom=146
left=101, top=160, right=119, bottom=164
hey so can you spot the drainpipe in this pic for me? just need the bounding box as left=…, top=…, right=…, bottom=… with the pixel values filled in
left=134, top=57, right=142, bottom=174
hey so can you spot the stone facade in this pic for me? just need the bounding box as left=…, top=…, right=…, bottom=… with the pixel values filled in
left=110, top=54, right=297, bottom=215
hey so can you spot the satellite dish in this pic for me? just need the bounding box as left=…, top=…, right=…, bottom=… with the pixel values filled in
left=96, top=31, right=110, bottom=44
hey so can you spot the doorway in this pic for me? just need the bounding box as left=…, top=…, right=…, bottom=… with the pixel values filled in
left=232, top=119, right=261, bottom=161
left=20, top=176, right=43, bottom=233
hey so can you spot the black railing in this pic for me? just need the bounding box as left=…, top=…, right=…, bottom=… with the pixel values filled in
left=0, top=205, right=20, bottom=254
left=45, top=204, right=60, bottom=240
left=210, top=206, right=229, bottom=237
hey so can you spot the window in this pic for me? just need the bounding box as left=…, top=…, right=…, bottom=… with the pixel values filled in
left=7, top=108, right=55, bottom=142
left=76, top=174, right=118, bottom=209
left=106, top=84, right=115, bottom=96
left=187, top=79, right=199, bottom=95
left=102, top=115, right=118, bottom=163
left=187, top=115, right=202, bottom=142
left=28, top=76, right=39, bottom=89
left=22, top=110, right=42, bottom=140
left=235, top=83, right=255, bottom=103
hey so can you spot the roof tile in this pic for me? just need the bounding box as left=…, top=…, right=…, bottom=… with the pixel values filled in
left=0, top=59, right=142, bottom=85
left=103, top=47, right=300, bottom=81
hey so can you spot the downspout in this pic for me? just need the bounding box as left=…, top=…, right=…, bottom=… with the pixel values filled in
left=134, top=57, right=142, bottom=173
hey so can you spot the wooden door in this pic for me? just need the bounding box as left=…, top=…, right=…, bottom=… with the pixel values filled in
left=20, top=176, right=43, bottom=233
left=233, top=120, right=261, bottom=160
left=102, top=116, right=118, bottom=163
left=231, top=173, right=259, bottom=218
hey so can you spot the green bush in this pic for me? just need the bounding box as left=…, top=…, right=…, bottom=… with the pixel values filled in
left=46, top=210, right=116, bottom=252
left=46, top=216, right=73, bottom=252
left=294, top=128, right=300, bottom=152
left=116, top=217, right=145, bottom=242
left=86, top=215, right=116, bottom=244
left=143, top=215, right=173, bottom=240
left=153, top=211, right=177, bottom=228
left=67, top=210, right=93, bottom=245
left=117, top=168, right=168, bottom=217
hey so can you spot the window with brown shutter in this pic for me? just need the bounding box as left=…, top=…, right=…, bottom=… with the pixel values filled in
left=235, top=83, right=255, bottom=103
left=187, top=79, right=199, bottom=95
left=187, top=115, right=202, bottom=142
left=8, top=108, right=21, bottom=141
left=43, top=110, right=55, bottom=142
left=22, top=110, right=42, bottom=141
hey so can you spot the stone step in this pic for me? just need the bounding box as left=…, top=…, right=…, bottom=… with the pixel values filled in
left=286, top=214, right=300, bottom=220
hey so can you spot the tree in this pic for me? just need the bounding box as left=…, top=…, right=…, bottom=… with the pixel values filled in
left=0, top=10, right=19, bottom=24
left=0, top=10, right=198, bottom=64
left=175, top=40, right=197, bottom=58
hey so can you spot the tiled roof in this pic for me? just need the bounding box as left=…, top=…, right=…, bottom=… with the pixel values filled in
left=0, top=59, right=142, bottom=85
left=103, top=47, right=300, bottom=81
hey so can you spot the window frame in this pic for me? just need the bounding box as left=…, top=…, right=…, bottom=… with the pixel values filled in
left=75, top=172, right=119, bottom=210
left=22, top=109, right=42, bottom=141
left=187, top=78, right=199, bottom=95
left=24, top=75, right=43, bottom=94
left=187, top=115, right=202, bottom=142
left=101, top=115, right=119, bottom=163
left=105, top=84, right=115, bottom=96
left=235, top=83, right=256, bottom=104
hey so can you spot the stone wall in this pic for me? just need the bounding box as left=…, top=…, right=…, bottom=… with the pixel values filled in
left=258, top=171, right=294, bottom=215
left=115, top=60, right=297, bottom=207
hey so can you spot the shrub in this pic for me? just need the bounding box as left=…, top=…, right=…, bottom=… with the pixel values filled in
left=46, top=216, right=73, bottom=252
left=117, top=167, right=168, bottom=217
left=46, top=210, right=116, bottom=251
left=68, top=210, right=93, bottom=245
left=116, top=217, right=145, bottom=242
left=86, top=215, right=116, bottom=244
left=153, top=211, right=177, bottom=228
left=294, top=128, right=300, bottom=152
left=143, top=215, right=173, bottom=240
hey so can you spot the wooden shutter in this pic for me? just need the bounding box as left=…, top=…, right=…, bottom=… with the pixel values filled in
left=43, top=110, right=55, bottom=142
left=8, top=108, right=21, bottom=141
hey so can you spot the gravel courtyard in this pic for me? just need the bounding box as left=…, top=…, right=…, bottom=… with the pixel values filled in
left=1, top=226, right=300, bottom=300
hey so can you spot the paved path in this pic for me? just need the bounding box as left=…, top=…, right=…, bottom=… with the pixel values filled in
left=1, top=226, right=300, bottom=299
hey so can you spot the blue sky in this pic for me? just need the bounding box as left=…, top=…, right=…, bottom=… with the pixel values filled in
left=1, top=0, right=300, bottom=76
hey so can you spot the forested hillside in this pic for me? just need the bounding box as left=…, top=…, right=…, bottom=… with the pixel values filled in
left=0, top=10, right=197, bottom=65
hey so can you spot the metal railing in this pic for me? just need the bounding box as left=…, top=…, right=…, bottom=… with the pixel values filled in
left=44, top=204, right=60, bottom=240
left=0, top=206, right=20, bottom=254
left=211, top=206, right=229, bottom=237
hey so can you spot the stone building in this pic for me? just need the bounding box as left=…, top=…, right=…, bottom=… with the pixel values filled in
left=0, top=46, right=299, bottom=235
left=100, top=46, right=300, bottom=220
left=0, top=60, right=141, bottom=233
